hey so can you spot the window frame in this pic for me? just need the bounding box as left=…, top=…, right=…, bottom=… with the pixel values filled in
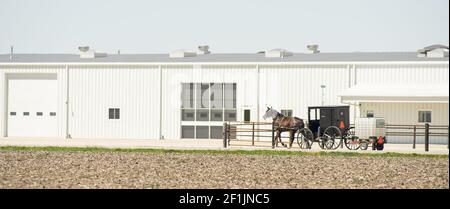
left=281, top=109, right=293, bottom=117
left=244, top=109, right=251, bottom=122
left=418, top=110, right=432, bottom=124
left=180, top=82, right=237, bottom=139
left=108, top=108, right=120, bottom=120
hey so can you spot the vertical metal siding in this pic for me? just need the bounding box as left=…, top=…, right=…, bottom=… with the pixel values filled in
left=259, top=64, right=349, bottom=120
left=1, top=62, right=448, bottom=140
left=356, top=64, right=449, bottom=85
left=68, top=65, right=160, bottom=139
left=161, top=65, right=193, bottom=140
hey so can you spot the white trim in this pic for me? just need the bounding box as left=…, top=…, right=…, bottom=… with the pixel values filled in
left=0, top=61, right=448, bottom=66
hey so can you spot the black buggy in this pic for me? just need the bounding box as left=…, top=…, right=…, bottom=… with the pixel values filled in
left=296, top=106, right=355, bottom=150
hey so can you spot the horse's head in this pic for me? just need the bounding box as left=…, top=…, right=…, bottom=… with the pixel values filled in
left=263, top=106, right=279, bottom=120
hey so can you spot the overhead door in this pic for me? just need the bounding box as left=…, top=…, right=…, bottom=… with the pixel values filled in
left=7, top=73, right=58, bottom=137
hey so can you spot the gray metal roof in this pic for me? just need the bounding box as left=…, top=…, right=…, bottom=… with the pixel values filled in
left=0, top=52, right=448, bottom=63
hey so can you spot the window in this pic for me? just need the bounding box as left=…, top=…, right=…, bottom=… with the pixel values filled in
left=182, top=83, right=236, bottom=122
left=196, top=126, right=209, bottom=139
left=23, top=112, right=30, bottom=116
left=196, top=83, right=210, bottom=108
left=281, top=109, right=293, bottom=117
left=224, top=83, right=236, bottom=109
left=244, top=110, right=251, bottom=122
left=109, top=108, right=120, bottom=119
left=181, top=126, right=195, bottom=138
left=10, top=112, right=16, bottom=116
left=181, top=83, right=237, bottom=139
left=181, top=84, right=195, bottom=121
left=210, top=83, right=223, bottom=109
left=181, top=83, right=194, bottom=108
left=196, top=109, right=209, bottom=121
left=366, top=110, right=374, bottom=118
left=210, top=126, right=223, bottom=139
left=211, top=110, right=223, bottom=121
left=36, top=112, right=43, bottom=116
left=309, top=109, right=320, bottom=120
left=181, top=109, right=195, bottom=121
left=225, top=110, right=237, bottom=121
left=418, top=111, right=431, bottom=123
left=50, top=112, right=56, bottom=116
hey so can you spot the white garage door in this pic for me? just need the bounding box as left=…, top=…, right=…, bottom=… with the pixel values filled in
left=7, top=74, right=58, bottom=137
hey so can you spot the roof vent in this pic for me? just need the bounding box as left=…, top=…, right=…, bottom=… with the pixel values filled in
left=170, top=49, right=197, bottom=58
left=197, top=45, right=210, bottom=55
left=265, top=48, right=293, bottom=58
left=78, top=46, right=107, bottom=58
left=307, top=44, right=320, bottom=54
left=417, top=44, right=449, bottom=58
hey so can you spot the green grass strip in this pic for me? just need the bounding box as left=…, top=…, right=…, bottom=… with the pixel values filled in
left=0, top=146, right=448, bottom=158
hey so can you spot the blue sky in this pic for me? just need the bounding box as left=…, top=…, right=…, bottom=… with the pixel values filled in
left=0, top=0, right=448, bottom=54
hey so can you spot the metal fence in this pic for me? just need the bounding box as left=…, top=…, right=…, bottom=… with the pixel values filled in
left=223, top=121, right=449, bottom=152
left=223, top=121, right=290, bottom=149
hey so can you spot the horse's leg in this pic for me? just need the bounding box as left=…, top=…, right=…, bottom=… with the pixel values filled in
left=275, top=130, right=280, bottom=147
left=289, top=130, right=294, bottom=148
left=279, top=130, right=286, bottom=147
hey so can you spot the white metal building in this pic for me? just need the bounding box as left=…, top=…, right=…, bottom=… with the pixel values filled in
left=0, top=45, right=448, bottom=143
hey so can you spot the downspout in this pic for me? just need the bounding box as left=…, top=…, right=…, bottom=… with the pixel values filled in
left=353, top=64, right=358, bottom=120
left=65, top=65, right=71, bottom=139
left=256, top=64, right=260, bottom=123
left=159, top=65, right=163, bottom=140
left=4, top=72, right=8, bottom=137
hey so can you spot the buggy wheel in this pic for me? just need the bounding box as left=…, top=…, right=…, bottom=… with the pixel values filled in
left=323, top=126, right=342, bottom=150
left=360, top=141, right=369, bottom=150
left=297, top=128, right=313, bottom=149
left=344, top=138, right=361, bottom=150
left=343, top=128, right=359, bottom=150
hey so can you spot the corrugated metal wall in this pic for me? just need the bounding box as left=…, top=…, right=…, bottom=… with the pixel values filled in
left=161, top=65, right=193, bottom=140
left=259, top=64, right=352, bottom=120
left=0, top=65, right=67, bottom=137
left=355, top=64, right=448, bottom=85
left=0, top=62, right=448, bottom=141
left=68, top=65, right=160, bottom=139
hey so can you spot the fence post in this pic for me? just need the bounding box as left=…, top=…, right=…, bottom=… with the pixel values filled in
left=447, top=125, right=449, bottom=150
left=223, top=122, right=228, bottom=148
left=252, top=122, right=255, bottom=146
left=413, top=125, right=416, bottom=149
left=272, top=120, right=275, bottom=149
left=424, top=123, right=429, bottom=152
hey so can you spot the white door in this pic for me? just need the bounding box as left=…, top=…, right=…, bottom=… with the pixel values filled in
left=7, top=75, right=58, bottom=137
